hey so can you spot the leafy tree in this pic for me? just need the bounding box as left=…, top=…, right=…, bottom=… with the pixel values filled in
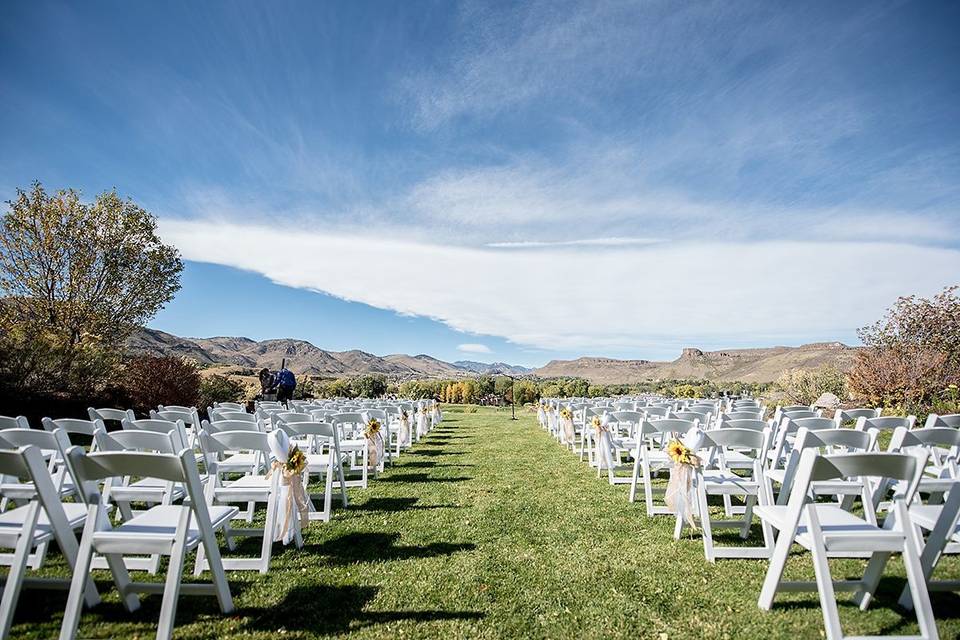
left=123, top=356, right=199, bottom=415
left=349, top=374, right=388, bottom=398
left=0, top=183, right=182, bottom=395
left=849, top=285, right=960, bottom=413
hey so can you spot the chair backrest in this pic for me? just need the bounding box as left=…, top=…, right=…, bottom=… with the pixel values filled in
left=199, top=429, right=271, bottom=463
left=214, top=402, right=245, bottom=412
left=0, top=427, right=71, bottom=457
left=782, top=409, right=819, bottom=420
left=790, top=417, right=840, bottom=432
left=642, top=406, right=670, bottom=420
left=87, top=407, right=135, bottom=424
left=158, top=405, right=194, bottom=413
left=856, top=415, right=916, bottom=432
left=924, top=413, right=960, bottom=429
left=122, top=418, right=190, bottom=451
left=641, top=418, right=698, bottom=436
left=95, top=427, right=181, bottom=454
left=723, top=410, right=763, bottom=421
left=718, top=418, right=769, bottom=431
left=700, top=426, right=771, bottom=473
left=274, top=412, right=313, bottom=425
left=202, top=419, right=262, bottom=433
left=277, top=420, right=341, bottom=451
left=673, top=411, right=705, bottom=424
left=213, top=410, right=257, bottom=423
left=0, top=415, right=30, bottom=430
left=42, top=417, right=102, bottom=437
left=835, top=407, right=881, bottom=423
left=888, top=426, right=960, bottom=454
left=152, top=408, right=200, bottom=428
left=780, top=405, right=812, bottom=413
left=781, top=450, right=926, bottom=523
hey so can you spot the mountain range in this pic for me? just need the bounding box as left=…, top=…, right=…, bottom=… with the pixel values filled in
left=127, top=328, right=859, bottom=383
left=127, top=328, right=533, bottom=378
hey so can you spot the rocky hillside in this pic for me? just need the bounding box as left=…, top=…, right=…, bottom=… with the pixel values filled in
left=126, top=328, right=510, bottom=379
left=534, top=342, right=860, bottom=383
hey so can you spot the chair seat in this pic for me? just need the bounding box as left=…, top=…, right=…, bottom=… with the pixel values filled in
left=917, top=477, right=958, bottom=493
left=909, top=504, right=960, bottom=539
left=0, top=502, right=88, bottom=548
left=111, top=477, right=186, bottom=503
left=756, top=505, right=904, bottom=552
left=93, top=504, right=237, bottom=550
left=701, top=471, right=760, bottom=495
left=219, top=452, right=260, bottom=469
left=215, top=474, right=272, bottom=501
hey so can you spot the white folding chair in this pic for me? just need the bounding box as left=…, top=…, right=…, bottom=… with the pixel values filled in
left=766, top=427, right=877, bottom=514
left=61, top=447, right=236, bottom=640
left=756, top=451, right=935, bottom=640
left=275, top=420, right=349, bottom=521
left=197, top=429, right=294, bottom=573
left=678, top=427, right=775, bottom=561
left=629, top=418, right=697, bottom=514
left=0, top=444, right=100, bottom=638
left=0, top=428, right=81, bottom=564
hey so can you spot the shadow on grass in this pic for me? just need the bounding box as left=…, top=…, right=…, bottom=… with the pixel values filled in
left=378, top=473, right=471, bottom=484
left=349, top=497, right=461, bottom=513
left=242, top=583, right=483, bottom=635
left=307, top=532, right=475, bottom=564
left=10, top=576, right=252, bottom=631
left=410, top=449, right=465, bottom=457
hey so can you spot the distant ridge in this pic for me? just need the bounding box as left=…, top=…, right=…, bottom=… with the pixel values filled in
left=126, top=328, right=520, bottom=379
left=533, top=342, right=860, bottom=383
left=127, top=328, right=859, bottom=383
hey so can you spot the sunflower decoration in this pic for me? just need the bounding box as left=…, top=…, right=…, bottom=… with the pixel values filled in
left=591, top=415, right=607, bottom=431
left=284, top=445, right=307, bottom=475
left=559, top=407, right=573, bottom=420
left=544, top=405, right=554, bottom=413
left=364, top=417, right=382, bottom=439
left=666, top=439, right=700, bottom=467
left=400, top=409, right=409, bottom=421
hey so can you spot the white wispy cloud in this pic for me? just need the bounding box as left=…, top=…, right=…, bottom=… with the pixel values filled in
left=457, top=343, right=492, bottom=354
left=158, top=218, right=960, bottom=353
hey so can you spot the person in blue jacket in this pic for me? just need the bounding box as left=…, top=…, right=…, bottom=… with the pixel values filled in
left=275, top=366, right=296, bottom=405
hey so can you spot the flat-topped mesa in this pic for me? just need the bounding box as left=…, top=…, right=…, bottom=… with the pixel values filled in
left=681, top=348, right=704, bottom=359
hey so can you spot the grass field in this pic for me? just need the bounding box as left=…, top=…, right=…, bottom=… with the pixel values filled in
left=12, top=405, right=960, bottom=639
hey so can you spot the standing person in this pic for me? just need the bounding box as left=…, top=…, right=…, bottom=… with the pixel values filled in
left=258, top=368, right=275, bottom=397
left=275, top=365, right=296, bottom=406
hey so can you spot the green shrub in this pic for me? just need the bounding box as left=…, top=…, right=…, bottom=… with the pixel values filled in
left=199, top=374, right=247, bottom=409
left=776, top=366, right=847, bottom=406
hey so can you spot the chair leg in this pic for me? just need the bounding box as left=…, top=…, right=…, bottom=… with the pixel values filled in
left=628, top=454, right=641, bottom=503
left=808, top=511, right=843, bottom=640
left=156, top=510, right=190, bottom=640
left=60, top=507, right=103, bottom=640
left=698, top=484, right=715, bottom=563
left=758, top=524, right=795, bottom=610
left=901, top=518, right=939, bottom=640
left=0, top=502, right=40, bottom=639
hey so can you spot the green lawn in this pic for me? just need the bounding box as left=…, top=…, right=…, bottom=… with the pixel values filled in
left=12, top=406, right=960, bottom=639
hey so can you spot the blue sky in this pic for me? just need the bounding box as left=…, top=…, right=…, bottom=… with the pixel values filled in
left=2, top=1, right=959, bottom=367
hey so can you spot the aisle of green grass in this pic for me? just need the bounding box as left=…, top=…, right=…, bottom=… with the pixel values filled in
left=12, top=406, right=960, bottom=638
